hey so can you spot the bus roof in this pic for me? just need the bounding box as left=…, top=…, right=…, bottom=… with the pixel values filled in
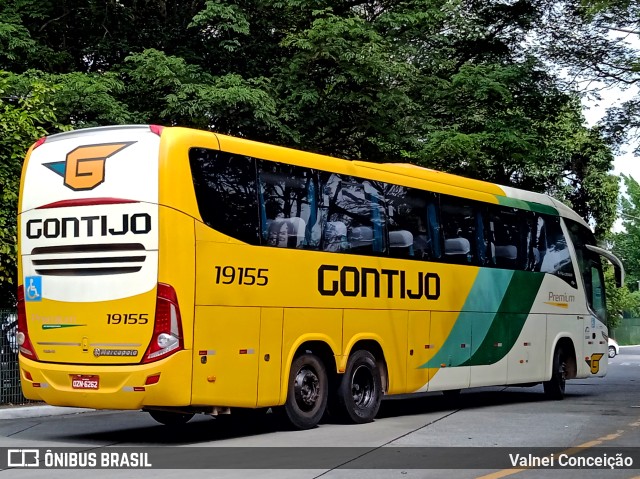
left=30, top=125, right=589, bottom=229
left=210, top=130, right=589, bottom=229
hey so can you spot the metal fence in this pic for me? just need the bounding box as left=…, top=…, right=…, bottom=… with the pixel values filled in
left=0, top=309, right=36, bottom=405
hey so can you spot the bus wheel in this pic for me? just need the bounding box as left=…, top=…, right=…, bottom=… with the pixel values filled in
left=283, top=353, right=328, bottom=430
left=543, top=346, right=567, bottom=400
left=336, top=350, right=382, bottom=424
left=148, top=410, right=194, bottom=426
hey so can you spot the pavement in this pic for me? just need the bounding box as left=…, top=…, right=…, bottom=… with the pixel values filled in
left=0, top=345, right=636, bottom=421
left=0, top=404, right=94, bottom=420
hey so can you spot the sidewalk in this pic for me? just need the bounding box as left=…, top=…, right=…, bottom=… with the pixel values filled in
left=0, top=404, right=94, bottom=420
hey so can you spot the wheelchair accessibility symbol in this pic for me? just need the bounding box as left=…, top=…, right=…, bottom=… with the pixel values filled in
left=25, top=276, right=42, bottom=302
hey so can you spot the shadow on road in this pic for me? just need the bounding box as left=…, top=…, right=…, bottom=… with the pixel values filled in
left=55, top=386, right=592, bottom=446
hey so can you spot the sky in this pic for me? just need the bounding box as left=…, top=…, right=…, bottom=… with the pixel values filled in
left=582, top=85, right=639, bottom=179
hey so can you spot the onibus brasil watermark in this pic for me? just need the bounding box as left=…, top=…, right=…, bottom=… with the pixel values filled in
left=3, top=447, right=638, bottom=469
left=7, top=449, right=151, bottom=469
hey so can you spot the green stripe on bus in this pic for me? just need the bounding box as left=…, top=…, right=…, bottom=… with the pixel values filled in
left=420, top=268, right=513, bottom=369
left=463, top=270, right=545, bottom=366
left=496, top=196, right=558, bottom=216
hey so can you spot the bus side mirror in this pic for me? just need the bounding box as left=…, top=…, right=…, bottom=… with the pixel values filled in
left=614, top=264, right=624, bottom=289
left=586, top=245, right=625, bottom=288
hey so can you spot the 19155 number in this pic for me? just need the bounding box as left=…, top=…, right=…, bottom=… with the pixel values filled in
left=214, top=266, right=269, bottom=286
left=107, top=313, right=149, bottom=325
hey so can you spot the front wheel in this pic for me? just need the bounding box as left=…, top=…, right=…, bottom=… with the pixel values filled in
left=282, top=353, right=328, bottom=430
left=608, top=346, right=616, bottom=358
left=335, top=350, right=382, bottom=424
left=148, top=410, right=194, bottom=426
left=543, top=346, right=567, bottom=400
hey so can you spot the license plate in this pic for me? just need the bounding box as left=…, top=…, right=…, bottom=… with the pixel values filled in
left=71, top=375, right=99, bottom=390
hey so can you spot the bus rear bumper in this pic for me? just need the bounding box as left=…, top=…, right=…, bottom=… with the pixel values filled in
left=18, top=351, right=193, bottom=410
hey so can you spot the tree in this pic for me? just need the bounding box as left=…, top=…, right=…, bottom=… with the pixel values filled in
left=604, top=264, right=640, bottom=330
left=534, top=0, right=640, bottom=152
left=607, top=174, right=640, bottom=326
left=0, top=0, right=624, bottom=299
left=0, top=72, right=65, bottom=307
left=612, top=174, right=640, bottom=285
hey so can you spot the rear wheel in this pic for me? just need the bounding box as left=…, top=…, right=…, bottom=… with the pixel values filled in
left=608, top=346, right=617, bottom=358
left=282, top=353, right=327, bottom=430
left=335, top=350, right=382, bottom=424
left=544, top=346, right=567, bottom=400
left=148, top=410, right=194, bottom=426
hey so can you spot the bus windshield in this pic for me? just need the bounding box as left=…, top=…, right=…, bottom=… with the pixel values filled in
left=564, top=219, right=607, bottom=321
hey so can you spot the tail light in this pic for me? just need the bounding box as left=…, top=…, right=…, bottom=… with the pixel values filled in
left=32, top=137, right=47, bottom=150
left=16, top=285, right=38, bottom=360
left=149, top=125, right=164, bottom=136
left=142, top=283, right=184, bottom=363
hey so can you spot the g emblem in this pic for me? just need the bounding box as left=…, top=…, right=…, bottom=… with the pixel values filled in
left=44, top=142, right=134, bottom=191
left=587, top=353, right=604, bottom=374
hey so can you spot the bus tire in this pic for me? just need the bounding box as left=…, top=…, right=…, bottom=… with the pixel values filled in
left=148, top=410, right=194, bottom=426
left=283, top=353, right=328, bottom=430
left=336, top=350, right=382, bottom=424
left=543, top=346, right=567, bottom=400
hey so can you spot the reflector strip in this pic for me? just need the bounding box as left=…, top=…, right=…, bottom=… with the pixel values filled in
left=37, top=198, right=139, bottom=209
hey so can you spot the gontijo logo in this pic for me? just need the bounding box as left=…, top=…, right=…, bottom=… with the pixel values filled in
left=44, top=142, right=135, bottom=191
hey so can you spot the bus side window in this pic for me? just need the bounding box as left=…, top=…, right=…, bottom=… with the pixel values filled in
left=258, top=160, right=319, bottom=249
left=189, top=148, right=260, bottom=245
left=385, top=188, right=441, bottom=261
left=320, top=174, right=387, bottom=256
left=489, top=206, right=521, bottom=270
left=538, top=216, right=576, bottom=288
left=441, top=197, right=481, bottom=265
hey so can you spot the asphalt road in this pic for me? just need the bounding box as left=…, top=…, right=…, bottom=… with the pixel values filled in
left=1, top=346, right=639, bottom=479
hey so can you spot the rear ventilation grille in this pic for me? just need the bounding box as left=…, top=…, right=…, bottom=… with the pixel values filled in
left=30, top=243, right=147, bottom=276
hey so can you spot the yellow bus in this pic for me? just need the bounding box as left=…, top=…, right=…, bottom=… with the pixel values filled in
left=17, top=125, right=623, bottom=429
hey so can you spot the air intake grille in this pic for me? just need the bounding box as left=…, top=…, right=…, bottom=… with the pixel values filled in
left=30, top=243, right=147, bottom=276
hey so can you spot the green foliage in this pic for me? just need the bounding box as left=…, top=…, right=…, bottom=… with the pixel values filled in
left=604, top=264, right=640, bottom=330
left=607, top=174, right=640, bottom=323
left=6, top=70, right=134, bottom=127
left=119, top=49, right=283, bottom=136
left=0, top=0, right=627, bottom=302
left=0, top=71, right=63, bottom=306
left=611, top=175, right=640, bottom=286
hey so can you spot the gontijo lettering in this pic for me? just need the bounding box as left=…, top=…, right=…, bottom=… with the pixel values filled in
left=318, top=264, right=440, bottom=300
left=26, top=213, right=151, bottom=239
